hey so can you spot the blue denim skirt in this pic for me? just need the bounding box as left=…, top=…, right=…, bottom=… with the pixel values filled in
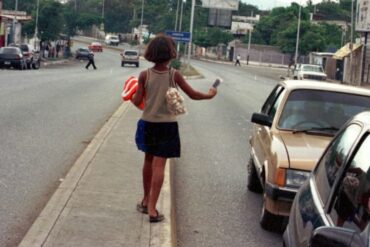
left=135, top=119, right=180, bottom=158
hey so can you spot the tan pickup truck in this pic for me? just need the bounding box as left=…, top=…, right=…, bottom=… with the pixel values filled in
left=248, top=80, right=370, bottom=232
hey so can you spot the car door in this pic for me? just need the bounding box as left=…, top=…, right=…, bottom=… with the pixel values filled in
left=292, top=124, right=363, bottom=247
left=252, top=85, right=285, bottom=177
left=325, top=130, right=370, bottom=239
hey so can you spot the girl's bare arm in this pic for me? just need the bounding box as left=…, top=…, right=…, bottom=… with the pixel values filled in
left=132, top=71, right=146, bottom=106
left=174, top=70, right=217, bottom=100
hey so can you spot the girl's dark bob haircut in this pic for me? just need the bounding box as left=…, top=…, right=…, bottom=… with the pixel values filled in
left=144, top=34, right=177, bottom=64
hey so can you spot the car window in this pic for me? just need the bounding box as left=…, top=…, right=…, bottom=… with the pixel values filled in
left=329, top=133, right=370, bottom=232
left=124, top=51, right=138, bottom=56
left=278, top=89, right=370, bottom=131
left=261, top=85, right=284, bottom=115
left=1, top=47, right=19, bottom=54
left=302, top=65, right=323, bottom=73
left=314, top=124, right=362, bottom=205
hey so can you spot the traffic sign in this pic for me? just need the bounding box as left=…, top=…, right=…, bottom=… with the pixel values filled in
left=165, top=31, right=191, bottom=43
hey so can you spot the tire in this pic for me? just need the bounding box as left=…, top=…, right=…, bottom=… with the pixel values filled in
left=27, top=62, right=32, bottom=69
left=260, top=194, right=287, bottom=233
left=136, top=63, right=139, bottom=67
left=247, top=158, right=263, bottom=193
left=293, top=76, right=297, bottom=80
left=32, top=60, right=40, bottom=70
left=121, top=61, right=124, bottom=67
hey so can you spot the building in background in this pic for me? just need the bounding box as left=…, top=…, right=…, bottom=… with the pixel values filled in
left=0, top=9, right=31, bottom=47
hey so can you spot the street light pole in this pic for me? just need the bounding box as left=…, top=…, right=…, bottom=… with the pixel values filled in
left=140, top=0, right=144, bottom=43
left=101, top=0, right=105, bottom=31
left=13, top=0, right=18, bottom=44
left=187, top=0, right=195, bottom=64
left=175, top=0, right=180, bottom=31
left=294, top=3, right=302, bottom=64
left=34, top=0, right=40, bottom=50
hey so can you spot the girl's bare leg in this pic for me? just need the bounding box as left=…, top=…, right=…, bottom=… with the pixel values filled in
left=148, top=156, right=167, bottom=216
left=142, top=153, right=154, bottom=206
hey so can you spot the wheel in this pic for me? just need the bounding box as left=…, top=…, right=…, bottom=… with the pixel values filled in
left=121, top=61, right=124, bottom=67
left=260, top=194, right=287, bottom=233
left=293, top=76, right=297, bottom=80
left=32, top=60, right=40, bottom=70
left=247, top=158, right=263, bottom=193
left=136, top=63, right=139, bottom=67
left=18, top=62, right=24, bottom=70
left=27, top=62, right=32, bottom=69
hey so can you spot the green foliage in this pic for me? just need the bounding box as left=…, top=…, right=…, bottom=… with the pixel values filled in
left=38, top=0, right=64, bottom=40
left=193, top=27, right=233, bottom=48
left=170, top=59, right=182, bottom=69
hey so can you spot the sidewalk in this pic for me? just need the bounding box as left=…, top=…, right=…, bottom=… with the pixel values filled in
left=18, top=103, right=174, bottom=247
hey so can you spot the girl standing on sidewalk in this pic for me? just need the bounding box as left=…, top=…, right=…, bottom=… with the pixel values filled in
left=132, top=34, right=217, bottom=223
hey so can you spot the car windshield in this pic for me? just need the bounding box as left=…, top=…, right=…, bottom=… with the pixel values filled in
left=278, top=89, right=370, bottom=132
left=302, top=65, right=323, bottom=72
left=80, top=49, right=89, bottom=52
left=110, top=37, right=118, bottom=40
left=125, top=51, right=138, bottom=56
left=0, top=47, right=19, bottom=54
left=92, top=43, right=100, bottom=46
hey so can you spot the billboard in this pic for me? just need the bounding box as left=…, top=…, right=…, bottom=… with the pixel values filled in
left=356, top=0, right=370, bottom=32
left=208, top=9, right=232, bottom=28
left=202, top=0, right=239, bottom=10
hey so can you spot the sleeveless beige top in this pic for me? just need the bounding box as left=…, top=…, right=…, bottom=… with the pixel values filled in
left=141, top=68, right=177, bottom=122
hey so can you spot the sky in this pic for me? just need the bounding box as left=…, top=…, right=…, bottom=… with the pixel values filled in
left=244, top=0, right=327, bottom=10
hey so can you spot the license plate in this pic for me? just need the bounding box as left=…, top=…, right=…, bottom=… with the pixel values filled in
left=4, top=61, right=10, bottom=65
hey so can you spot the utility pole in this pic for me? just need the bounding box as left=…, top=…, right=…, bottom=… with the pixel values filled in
left=140, top=0, right=144, bottom=44
left=175, top=0, right=180, bottom=31
left=294, top=3, right=302, bottom=65
left=247, top=29, right=252, bottom=65
left=350, top=0, right=354, bottom=83
left=101, top=0, right=105, bottom=31
left=12, top=0, right=18, bottom=44
left=34, top=0, right=40, bottom=50
left=187, top=0, right=195, bottom=64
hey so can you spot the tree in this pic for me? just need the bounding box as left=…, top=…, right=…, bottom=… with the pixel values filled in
left=38, top=0, right=64, bottom=40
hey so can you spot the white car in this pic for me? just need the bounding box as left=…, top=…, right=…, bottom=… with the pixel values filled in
left=293, top=64, right=327, bottom=81
left=105, top=35, right=119, bottom=46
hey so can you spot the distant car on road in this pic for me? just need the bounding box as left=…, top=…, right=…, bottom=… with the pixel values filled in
left=283, top=111, right=370, bottom=247
left=293, top=64, right=327, bottom=81
left=105, top=35, right=119, bottom=46
left=11, top=44, right=41, bottom=69
left=248, top=80, right=370, bottom=233
left=88, top=42, right=103, bottom=52
left=75, top=48, right=93, bottom=60
left=120, top=50, right=139, bottom=67
left=0, top=46, right=27, bottom=70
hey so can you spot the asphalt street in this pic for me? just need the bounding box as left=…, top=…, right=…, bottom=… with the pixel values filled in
left=0, top=42, right=285, bottom=246
left=173, top=60, right=284, bottom=247
left=0, top=42, right=144, bottom=247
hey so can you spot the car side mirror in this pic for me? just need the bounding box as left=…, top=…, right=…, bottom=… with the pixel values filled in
left=310, top=226, right=364, bottom=247
left=251, top=113, right=272, bottom=128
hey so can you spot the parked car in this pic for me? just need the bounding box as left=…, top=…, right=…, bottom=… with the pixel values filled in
left=293, top=64, right=327, bottom=81
left=0, top=46, right=27, bottom=70
left=283, top=111, right=370, bottom=247
left=11, top=44, right=41, bottom=69
left=105, top=35, right=119, bottom=46
left=88, top=42, right=103, bottom=52
left=248, top=80, right=370, bottom=232
left=120, top=50, right=139, bottom=67
left=75, top=48, right=93, bottom=60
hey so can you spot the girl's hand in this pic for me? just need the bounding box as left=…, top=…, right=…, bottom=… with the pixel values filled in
left=208, top=87, right=217, bottom=98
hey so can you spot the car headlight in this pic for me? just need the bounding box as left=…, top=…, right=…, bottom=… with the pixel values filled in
left=285, top=169, right=310, bottom=188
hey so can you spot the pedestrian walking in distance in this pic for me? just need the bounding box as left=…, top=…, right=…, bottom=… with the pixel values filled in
left=235, top=54, right=241, bottom=66
left=85, top=52, right=97, bottom=70
left=132, top=34, right=217, bottom=223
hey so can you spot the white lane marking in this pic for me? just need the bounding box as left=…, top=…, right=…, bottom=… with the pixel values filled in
left=0, top=179, right=8, bottom=188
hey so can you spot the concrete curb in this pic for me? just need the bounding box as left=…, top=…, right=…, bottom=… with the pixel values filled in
left=18, top=102, right=175, bottom=247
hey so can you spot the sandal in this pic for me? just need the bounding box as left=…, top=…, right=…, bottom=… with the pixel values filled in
left=149, top=210, right=165, bottom=223
left=136, top=201, right=148, bottom=214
